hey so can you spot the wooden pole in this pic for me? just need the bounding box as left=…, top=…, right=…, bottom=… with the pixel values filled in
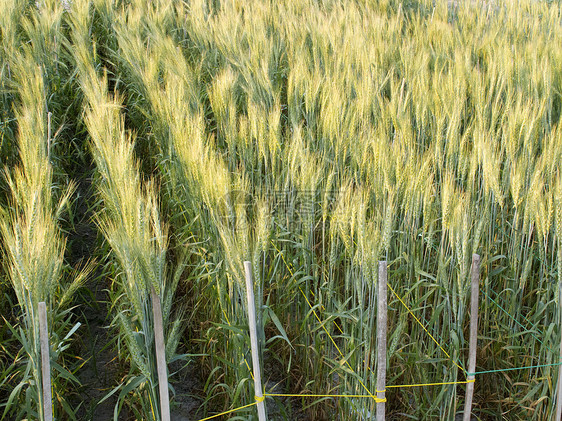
left=244, top=261, right=267, bottom=421
left=376, top=261, right=388, bottom=421
left=463, top=254, right=480, bottom=421
left=556, top=282, right=562, bottom=421
left=151, top=287, right=171, bottom=421
left=38, top=301, right=53, bottom=421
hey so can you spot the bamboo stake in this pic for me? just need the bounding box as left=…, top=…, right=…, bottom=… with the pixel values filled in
left=38, top=302, right=53, bottom=421
left=244, top=261, right=267, bottom=421
left=151, top=287, right=171, bottom=421
left=463, top=254, right=480, bottom=421
left=376, top=261, right=388, bottom=420
left=556, top=283, right=562, bottom=420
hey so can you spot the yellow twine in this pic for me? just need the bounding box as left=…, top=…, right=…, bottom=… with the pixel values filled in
left=308, top=289, right=344, bottom=334
left=387, top=379, right=475, bottom=388
left=244, top=358, right=255, bottom=382
left=265, top=392, right=386, bottom=403
left=196, top=379, right=474, bottom=421
left=195, top=379, right=475, bottom=421
left=196, top=401, right=258, bottom=421
left=387, top=283, right=465, bottom=373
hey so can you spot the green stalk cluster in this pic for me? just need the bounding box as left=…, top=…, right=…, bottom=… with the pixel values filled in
left=3, top=0, right=562, bottom=419
left=69, top=0, right=186, bottom=418
left=0, top=1, right=91, bottom=419
left=78, top=0, right=562, bottom=419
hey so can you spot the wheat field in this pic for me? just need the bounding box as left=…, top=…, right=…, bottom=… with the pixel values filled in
left=1, top=0, right=562, bottom=420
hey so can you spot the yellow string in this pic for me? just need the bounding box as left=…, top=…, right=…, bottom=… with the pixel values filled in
left=195, top=378, right=474, bottom=421
left=196, top=379, right=474, bottom=421
left=387, top=379, right=474, bottom=388
left=244, top=358, right=255, bottom=381
left=386, top=283, right=466, bottom=373
left=196, top=401, right=258, bottom=421
left=265, top=393, right=386, bottom=403
left=271, top=240, right=294, bottom=277
left=309, top=289, right=344, bottom=334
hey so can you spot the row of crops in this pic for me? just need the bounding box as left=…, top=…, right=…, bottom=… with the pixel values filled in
left=2, top=0, right=562, bottom=419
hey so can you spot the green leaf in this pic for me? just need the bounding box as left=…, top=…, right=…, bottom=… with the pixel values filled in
left=265, top=306, right=293, bottom=350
